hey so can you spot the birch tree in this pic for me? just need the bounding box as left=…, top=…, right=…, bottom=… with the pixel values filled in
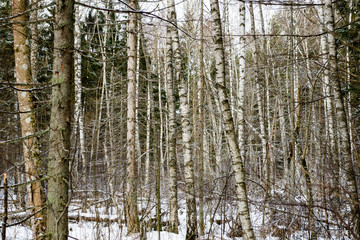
left=125, top=0, right=140, bottom=234
left=125, top=0, right=140, bottom=233
left=165, top=7, right=179, bottom=232
left=318, top=2, right=339, bottom=202
left=167, top=0, right=197, bottom=237
left=324, top=0, right=360, bottom=236
left=210, top=0, right=255, bottom=238
left=238, top=0, right=246, bottom=161
left=73, top=2, right=87, bottom=211
left=249, top=1, right=269, bottom=188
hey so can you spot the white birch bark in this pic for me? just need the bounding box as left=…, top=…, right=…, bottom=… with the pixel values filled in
left=140, top=30, right=153, bottom=189
left=156, top=37, right=165, bottom=178
left=275, top=67, right=289, bottom=180
left=74, top=3, right=87, bottom=210
left=135, top=27, right=141, bottom=179
left=324, top=0, right=360, bottom=235
left=259, top=2, right=272, bottom=225
left=167, top=0, right=197, bottom=237
left=223, top=0, right=234, bottom=118
left=259, top=3, right=271, bottom=140
left=238, top=0, right=246, bottom=160
left=346, top=0, right=355, bottom=164
left=259, top=2, right=273, bottom=187
left=249, top=2, right=268, bottom=186
left=210, top=0, right=255, bottom=238
left=319, top=3, right=337, bottom=162
left=145, top=67, right=152, bottom=189
left=205, top=56, right=227, bottom=179
left=100, top=9, right=117, bottom=213
left=208, top=88, right=222, bottom=179
left=155, top=36, right=163, bottom=234
left=165, top=12, right=179, bottom=232
left=126, top=0, right=140, bottom=233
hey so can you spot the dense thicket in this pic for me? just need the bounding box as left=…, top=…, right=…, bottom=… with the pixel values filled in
left=1, top=0, right=360, bottom=239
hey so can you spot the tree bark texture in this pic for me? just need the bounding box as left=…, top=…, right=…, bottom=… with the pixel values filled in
left=319, top=3, right=339, bottom=194
left=12, top=0, right=45, bottom=238
left=249, top=2, right=269, bottom=187
left=125, top=0, right=140, bottom=234
left=210, top=0, right=255, bottom=239
left=73, top=3, right=87, bottom=211
left=165, top=6, right=179, bottom=233
left=46, top=0, right=74, bottom=239
left=324, top=0, right=360, bottom=236
left=238, top=1, right=246, bottom=160
left=166, top=0, right=197, bottom=238
left=30, top=0, right=38, bottom=83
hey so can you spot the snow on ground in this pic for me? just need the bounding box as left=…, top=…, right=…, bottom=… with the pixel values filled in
left=6, top=225, right=32, bottom=240
left=6, top=225, right=185, bottom=240
left=3, top=198, right=336, bottom=239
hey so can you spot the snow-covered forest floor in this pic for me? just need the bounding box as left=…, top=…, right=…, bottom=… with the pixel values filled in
left=3, top=194, right=346, bottom=240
